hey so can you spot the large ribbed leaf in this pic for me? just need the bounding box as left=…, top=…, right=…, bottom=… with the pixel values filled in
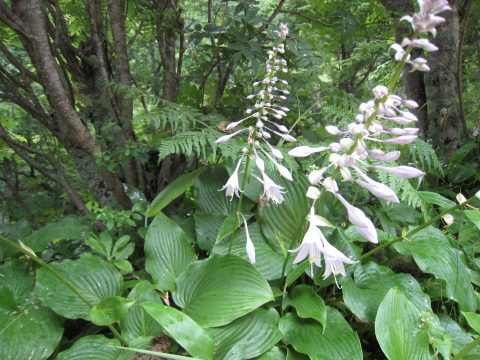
left=25, top=216, right=90, bottom=251
left=342, top=262, right=431, bottom=322
left=0, top=261, right=63, bottom=360
left=375, top=288, right=430, bottom=360
left=213, top=222, right=284, bottom=280
left=147, top=168, right=204, bottom=218
left=122, top=281, right=163, bottom=342
left=142, top=302, right=214, bottom=360
left=56, top=335, right=131, bottom=360
left=0, top=297, right=63, bottom=360
left=145, top=213, right=196, bottom=291
left=36, top=254, right=123, bottom=320
left=258, top=174, right=309, bottom=253
left=284, top=285, right=326, bottom=331
left=173, top=255, right=274, bottom=327
left=279, top=308, right=362, bottom=360
left=395, top=227, right=475, bottom=311
left=208, top=308, right=282, bottom=359
left=439, top=314, right=480, bottom=359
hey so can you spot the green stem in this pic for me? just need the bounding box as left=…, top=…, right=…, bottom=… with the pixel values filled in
left=0, top=235, right=127, bottom=345
left=359, top=195, right=476, bottom=260
left=452, top=336, right=480, bottom=360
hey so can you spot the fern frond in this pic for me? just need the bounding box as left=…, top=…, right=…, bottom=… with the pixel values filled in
left=409, top=139, right=442, bottom=175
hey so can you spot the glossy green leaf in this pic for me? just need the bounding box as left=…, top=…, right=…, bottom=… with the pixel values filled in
left=375, top=288, right=430, bottom=360
left=254, top=347, right=286, bottom=360
left=465, top=210, right=480, bottom=231
left=342, top=262, right=431, bottom=322
left=122, top=281, right=163, bottom=342
left=194, top=213, right=225, bottom=250
left=0, top=298, right=63, bottom=360
left=284, top=285, right=326, bottom=331
left=395, top=227, right=475, bottom=311
left=56, top=335, right=131, bottom=360
left=145, top=213, right=196, bottom=291
left=463, top=312, right=480, bottom=334
left=173, top=255, right=274, bottom=327
left=147, top=168, right=204, bottom=217
left=213, top=222, right=284, bottom=280
left=258, top=175, right=309, bottom=253
left=279, top=308, right=362, bottom=360
left=142, top=302, right=214, bottom=360
left=24, top=216, right=90, bottom=252
left=417, top=191, right=456, bottom=208
left=215, top=210, right=241, bottom=245
left=36, top=254, right=123, bottom=320
left=439, top=314, right=480, bottom=359
left=208, top=308, right=282, bottom=359
left=0, top=260, right=35, bottom=304
left=89, top=296, right=135, bottom=326
left=285, top=262, right=309, bottom=288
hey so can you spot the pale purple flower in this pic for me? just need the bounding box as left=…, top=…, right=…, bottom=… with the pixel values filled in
left=374, top=165, right=425, bottom=179
left=215, top=128, right=248, bottom=144
left=335, top=193, right=378, bottom=244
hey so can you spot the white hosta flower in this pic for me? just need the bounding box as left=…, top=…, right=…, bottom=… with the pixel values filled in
left=403, top=99, right=419, bottom=109
left=290, top=218, right=324, bottom=269
left=308, top=167, right=329, bottom=185
left=409, top=57, right=430, bottom=72
left=401, top=38, right=438, bottom=52
left=242, top=216, right=256, bottom=264
left=322, top=177, right=338, bottom=193
left=442, top=213, right=454, bottom=227
left=391, top=43, right=409, bottom=61
left=372, top=85, right=388, bottom=99
left=288, top=146, right=328, bottom=157
left=259, top=172, right=285, bottom=204
left=374, top=165, right=425, bottom=179
left=306, top=186, right=321, bottom=200
left=325, top=125, right=343, bottom=135
left=322, top=239, right=357, bottom=281
left=336, top=193, right=378, bottom=244
left=266, top=142, right=283, bottom=159
left=456, top=193, right=467, bottom=204
left=215, top=128, right=247, bottom=144
left=220, top=156, right=244, bottom=199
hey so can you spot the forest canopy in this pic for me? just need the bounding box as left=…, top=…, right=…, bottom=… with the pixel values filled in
left=0, top=0, right=479, bottom=359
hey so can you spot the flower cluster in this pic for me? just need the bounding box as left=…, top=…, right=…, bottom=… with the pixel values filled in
left=216, top=23, right=295, bottom=205
left=289, top=0, right=450, bottom=280
left=391, top=0, right=451, bottom=72
left=216, top=24, right=294, bottom=264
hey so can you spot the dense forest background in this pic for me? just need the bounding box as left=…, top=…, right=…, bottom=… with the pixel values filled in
left=1, top=0, right=480, bottom=359
left=0, top=0, right=478, bottom=218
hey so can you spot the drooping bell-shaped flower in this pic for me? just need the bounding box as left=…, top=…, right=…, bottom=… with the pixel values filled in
left=335, top=193, right=378, bottom=244
left=258, top=171, right=285, bottom=204
left=242, top=215, right=256, bottom=264
left=374, top=165, right=425, bottom=179
left=288, top=146, right=328, bottom=157
left=219, top=155, right=244, bottom=199
left=322, top=238, right=357, bottom=281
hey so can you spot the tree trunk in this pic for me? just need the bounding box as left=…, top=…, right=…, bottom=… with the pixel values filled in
left=424, top=4, right=464, bottom=158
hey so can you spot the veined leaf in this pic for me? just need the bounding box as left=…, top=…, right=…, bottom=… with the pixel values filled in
left=36, top=254, right=123, bottom=320
left=279, top=308, right=362, bottom=360
left=375, top=288, right=430, bottom=360
left=145, top=213, right=196, bottom=291
left=207, top=308, right=282, bottom=359
left=173, top=255, right=274, bottom=327
left=147, top=168, right=204, bottom=218
left=56, top=335, right=131, bottom=360
left=142, top=302, right=214, bottom=360
left=284, top=285, right=327, bottom=331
